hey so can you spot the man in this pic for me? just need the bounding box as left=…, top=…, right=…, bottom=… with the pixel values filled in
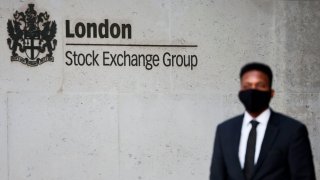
left=210, top=62, right=316, bottom=180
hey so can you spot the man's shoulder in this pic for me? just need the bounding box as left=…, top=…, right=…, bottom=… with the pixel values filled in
left=217, top=114, right=243, bottom=129
left=271, top=111, right=306, bottom=129
left=217, top=110, right=306, bottom=129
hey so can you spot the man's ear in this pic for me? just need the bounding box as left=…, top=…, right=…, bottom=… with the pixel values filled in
left=271, top=89, right=275, bottom=98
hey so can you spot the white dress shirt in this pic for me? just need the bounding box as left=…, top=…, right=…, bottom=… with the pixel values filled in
left=238, top=108, right=271, bottom=169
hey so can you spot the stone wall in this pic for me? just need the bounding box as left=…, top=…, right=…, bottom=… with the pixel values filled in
left=0, top=0, right=319, bottom=179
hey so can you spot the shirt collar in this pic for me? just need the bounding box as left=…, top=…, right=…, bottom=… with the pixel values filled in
left=243, top=108, right=271, bottom=127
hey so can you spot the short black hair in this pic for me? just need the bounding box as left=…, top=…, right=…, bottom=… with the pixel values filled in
left=240, top=62, right=273, bottom=87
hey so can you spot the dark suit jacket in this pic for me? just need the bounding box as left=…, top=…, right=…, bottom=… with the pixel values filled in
left=210, top=110, right=316, bottom=180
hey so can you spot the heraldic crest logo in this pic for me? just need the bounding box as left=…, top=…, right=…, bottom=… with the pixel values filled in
left=7, top=3, right=57, bottom=66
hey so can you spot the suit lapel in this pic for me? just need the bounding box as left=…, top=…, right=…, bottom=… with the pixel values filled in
left=230, top=115, right=246, bottom=180
left=254, top=111, right=279, bottom=175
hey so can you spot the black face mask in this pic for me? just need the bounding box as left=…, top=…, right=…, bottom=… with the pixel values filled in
left=238, top=89, right=272, bottom=113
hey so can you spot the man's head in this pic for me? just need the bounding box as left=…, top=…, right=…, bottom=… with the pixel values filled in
left=238, top=62, right=274, bottom=116
left=240, top=62, right=273, bottom=90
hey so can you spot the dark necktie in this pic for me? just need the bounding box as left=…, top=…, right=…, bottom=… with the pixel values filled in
left=244, top=120, right=259, bottom=180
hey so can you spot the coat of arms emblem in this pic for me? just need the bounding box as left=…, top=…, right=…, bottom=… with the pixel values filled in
left=7, top=4, right=57, bottom=66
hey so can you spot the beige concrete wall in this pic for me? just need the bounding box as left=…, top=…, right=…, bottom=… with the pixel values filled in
left=0, top=0, right=319, bottom=179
